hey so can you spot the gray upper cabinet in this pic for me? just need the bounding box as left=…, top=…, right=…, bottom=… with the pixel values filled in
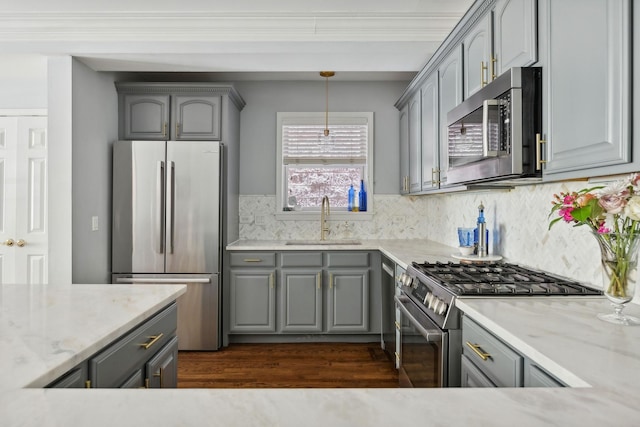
left=399, top=104, right=410, bottom=194
left=420, top=73, right=440, bottom=191
left=438, top=45, right=463, bottom=187
left=172, top=95, right=221, bottom=140
left=408, top=92, right=422, bottom=193
left=122, top=94, right=171, bottom=140
left=116, top=83, right=245, bottom=142
left=541, top=0, right=632, bottom=179
left=463, top=12, right=492, bottom=99
left=493, top=0, right=538, bottom=76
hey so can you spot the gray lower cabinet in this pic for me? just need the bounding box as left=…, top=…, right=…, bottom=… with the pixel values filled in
left=47, top=302, right=179, bottom=389
left=228, top=251, right=378, bottom=336
left=280, top=269, right=323, bottom=332
left=146, top=335, right=179, bottom=388
left=229, top=269, right=276, bottom=332
left=462, top=314, right=564, bottom=388
left=326, top=269, right=369, bottom=332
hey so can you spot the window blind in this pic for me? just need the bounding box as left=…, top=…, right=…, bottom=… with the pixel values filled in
left=282, top=117, right=368, bottom=165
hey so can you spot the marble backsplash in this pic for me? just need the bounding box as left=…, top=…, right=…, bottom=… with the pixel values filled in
left=239, top=180, right=618, bottom=293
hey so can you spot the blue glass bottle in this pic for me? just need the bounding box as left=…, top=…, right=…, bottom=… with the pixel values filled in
left=359, top=180, right=367, bottom=212
left=348, top=185, right=355, bottom=211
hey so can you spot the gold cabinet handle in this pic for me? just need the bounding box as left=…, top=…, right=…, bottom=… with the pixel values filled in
left=145, top=378, right=150, bottom=389
left=466, top=341, right=491, bottom=361
left=153, top=368, right=164, bottom=387
left=85, top=380, right=91, bottom=388
left=16, top=239, right=26, bottom=247
left=317, top=272, right=321, bottom=289
left=394, top=321, right=401, bottom=330
left=481, top=61, right=488, bottom=87
left=3, top=239, right=14, bottom=247
left=394, top=352, right=400, bottom=363
left=176, top=122, right=180, bottom=137
left=139, top=333, right=164, bottom=350
left=270, top=272, right=274, bottom=288
left=536, top=133, right=547, bottom=171
left=162, top=122, right=167, bottom=138
left=243, top=258, right=262, bottom=263
left=491, top=55, right=497, bottom=80
left=329, top=273, right=334, bottom=289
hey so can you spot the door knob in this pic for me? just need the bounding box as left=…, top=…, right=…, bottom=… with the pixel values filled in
left=3, top=239, right=14, bottom=247
left=16, top=239, right=26, bottom=247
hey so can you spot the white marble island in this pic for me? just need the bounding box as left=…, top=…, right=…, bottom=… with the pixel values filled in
left=3, top=248, right=640, bottom=426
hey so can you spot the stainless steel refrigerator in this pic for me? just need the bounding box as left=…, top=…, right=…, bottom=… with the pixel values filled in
left=111, top=140, right=222, bottom=350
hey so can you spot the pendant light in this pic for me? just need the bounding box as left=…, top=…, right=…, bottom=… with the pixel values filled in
left=320, top=71, right=335, bottom=137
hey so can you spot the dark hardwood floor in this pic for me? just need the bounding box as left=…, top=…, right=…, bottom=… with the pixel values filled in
left=177, top=342, right=399, bottom=388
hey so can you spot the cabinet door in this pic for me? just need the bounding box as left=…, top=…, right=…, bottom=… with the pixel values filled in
left=524, top=360, right=563, bottom=387
left=146, top=336, right=179, bottom=388
left=229, top=269, right=276, bottom=332
left=420, top=73, right=440, bottom=190
left=122, top=94, right=170, bottom=140
left=172, top=95, right=221, bottom=140
left=542, top=0, right=631, bottom=177
left=408, top=92, right=422, bottom=193
left=326, top=270, right=369, bottom=332
left=399, top=104, right=410, bottom=194
left=280, top=270, right=323, bottom=332
left=493, top=0, right=537, bottom=76
left=120, top=369, right=145, bottom=389
left=438, top=46, right=463, bottom=186
left=461, top=354, right=496, bottom=387
left=47, top=364, right=89, bottom=388
left=463, top=12, right=492, bottom=98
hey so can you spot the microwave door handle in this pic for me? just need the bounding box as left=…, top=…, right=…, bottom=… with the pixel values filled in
left=482, top=99, right=500, bottom=157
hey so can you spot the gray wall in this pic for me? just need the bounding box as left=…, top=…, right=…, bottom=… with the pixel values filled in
left=71, top=59, right=118, bottom=283
left=235, top=80, right=407, bottom=195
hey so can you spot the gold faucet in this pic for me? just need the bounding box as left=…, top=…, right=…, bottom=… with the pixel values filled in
left=321, top=196, right=330, bottom=240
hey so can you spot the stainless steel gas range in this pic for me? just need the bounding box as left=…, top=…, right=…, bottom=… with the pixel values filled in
left=395, top=261, right=602, bottom=388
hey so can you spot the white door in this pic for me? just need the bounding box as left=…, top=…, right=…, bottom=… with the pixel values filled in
left=0, top=116, right=48, bottom=284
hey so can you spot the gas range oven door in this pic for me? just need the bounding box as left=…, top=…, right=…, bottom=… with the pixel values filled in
left=395, top=294, right=448, bottom=388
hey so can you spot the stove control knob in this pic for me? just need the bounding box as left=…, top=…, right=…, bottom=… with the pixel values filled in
left=437, top=301, right=448, bottom=315
left=423, top=292, right=432, bottom=306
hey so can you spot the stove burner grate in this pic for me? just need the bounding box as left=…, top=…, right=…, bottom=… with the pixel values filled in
left=411, top=261, right=601, bottom=296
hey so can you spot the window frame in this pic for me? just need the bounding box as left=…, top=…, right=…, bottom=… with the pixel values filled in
left=276, top=112, right=374, bottom=220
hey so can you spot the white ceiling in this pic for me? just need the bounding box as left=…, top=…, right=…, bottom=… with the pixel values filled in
left=1, top=0, right=473, bottom=80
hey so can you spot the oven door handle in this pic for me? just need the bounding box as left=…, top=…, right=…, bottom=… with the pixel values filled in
left=394, top=295, right=443, bottom=343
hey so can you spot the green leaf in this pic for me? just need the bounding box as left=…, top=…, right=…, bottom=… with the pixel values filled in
left=548, top=217, right=562, bottom=230
left=570, top=205, right=592, bottom=222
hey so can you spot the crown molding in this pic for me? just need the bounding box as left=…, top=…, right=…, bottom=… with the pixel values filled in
left=1, top=12, right=461, bottom=43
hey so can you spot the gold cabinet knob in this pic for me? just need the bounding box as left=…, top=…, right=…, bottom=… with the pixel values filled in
left=16, top=239, right=26, bottom=247
left=3, top=239, right=14, bottom=247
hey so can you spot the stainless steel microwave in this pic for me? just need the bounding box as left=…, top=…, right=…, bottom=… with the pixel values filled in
left=446, top=67, right=542, bottom=186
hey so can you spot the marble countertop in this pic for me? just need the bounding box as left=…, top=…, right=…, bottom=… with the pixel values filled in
left=0, top=283, right=186, bottom=390
left=226, top=239, right=459, bottom=269
left=3, top=248, right=640, bottom=426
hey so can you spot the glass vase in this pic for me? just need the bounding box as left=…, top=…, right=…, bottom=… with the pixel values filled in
left=592, top=232, right=640, bottom=325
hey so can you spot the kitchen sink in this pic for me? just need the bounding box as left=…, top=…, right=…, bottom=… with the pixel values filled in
left=284, top=239, right=361, bottom=246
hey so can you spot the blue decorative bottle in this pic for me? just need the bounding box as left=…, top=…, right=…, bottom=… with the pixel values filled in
left=348, top=185, right=355, bottom=211
left=359, top=180, right=367, bottom=212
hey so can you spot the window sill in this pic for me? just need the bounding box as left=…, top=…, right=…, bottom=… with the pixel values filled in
left=275, top=211, right=373, bottom=221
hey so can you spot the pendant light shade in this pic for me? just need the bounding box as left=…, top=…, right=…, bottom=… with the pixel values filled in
left=320, top=71, right=335, bottom=137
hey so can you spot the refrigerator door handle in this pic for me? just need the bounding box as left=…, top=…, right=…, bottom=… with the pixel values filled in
left=116, top=277, right=211, bottom=284
left=157, top=161, right=166, bottom=254
left=168, top=160, right=176, bottom=254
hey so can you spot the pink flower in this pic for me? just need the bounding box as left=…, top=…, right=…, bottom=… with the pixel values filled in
left=598, top=194, right=627, bottom=214
left=559, top=207, right=574, bottom=222
left=597, top=224, right=611, bottom=234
